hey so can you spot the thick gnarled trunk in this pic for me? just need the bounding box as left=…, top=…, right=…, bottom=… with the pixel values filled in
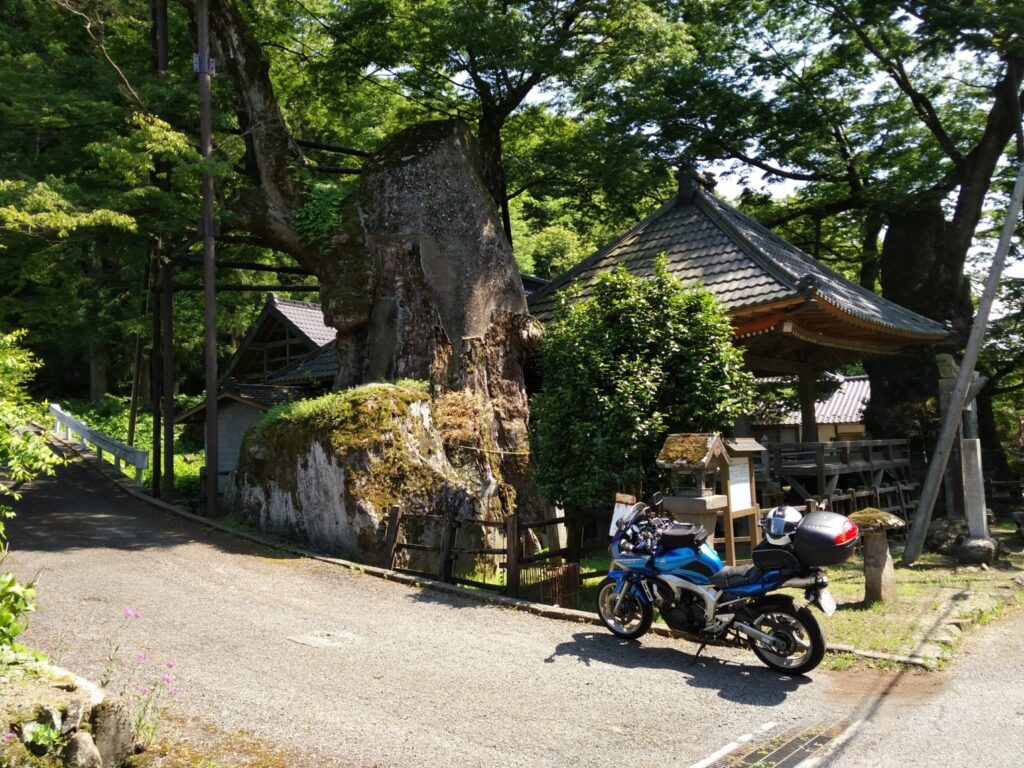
left=208, top=0, right=541, bottom=513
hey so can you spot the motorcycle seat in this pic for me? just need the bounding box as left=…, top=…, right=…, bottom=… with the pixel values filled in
left=711, top=564, right=763, bottom=590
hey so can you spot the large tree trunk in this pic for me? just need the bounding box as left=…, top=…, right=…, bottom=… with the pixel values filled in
left=207, top=0, right=542, bottom=512
left=865, top=58, right=1023, bottom=442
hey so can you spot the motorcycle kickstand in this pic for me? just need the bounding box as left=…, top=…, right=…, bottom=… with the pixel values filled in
left=690, top=643, right=707, bottom=666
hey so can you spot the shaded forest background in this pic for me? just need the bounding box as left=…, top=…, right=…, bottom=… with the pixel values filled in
left=0, top=0, right=1022, bottom=472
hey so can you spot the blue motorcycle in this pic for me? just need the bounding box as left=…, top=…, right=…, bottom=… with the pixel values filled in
left=596, top=498, right=858, bottom=674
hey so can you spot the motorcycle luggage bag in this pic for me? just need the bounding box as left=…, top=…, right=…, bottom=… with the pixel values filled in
left=792, top=511, right=857, bottom=566
left=659, top=523, right=707, bottom=552
left=751, top=540, right=800, bottom=571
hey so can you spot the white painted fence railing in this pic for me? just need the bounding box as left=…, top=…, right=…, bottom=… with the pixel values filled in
left=50, top=404, right=149, bottom=487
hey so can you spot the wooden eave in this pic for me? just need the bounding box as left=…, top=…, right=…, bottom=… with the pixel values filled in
left=175, top=392, right=270, bottom=424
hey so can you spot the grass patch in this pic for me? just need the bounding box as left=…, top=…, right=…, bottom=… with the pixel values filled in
left=804, top=529, right=1024, bottom=657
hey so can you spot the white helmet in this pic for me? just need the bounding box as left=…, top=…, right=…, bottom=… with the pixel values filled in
left=764, top=506, right=803, bottom=546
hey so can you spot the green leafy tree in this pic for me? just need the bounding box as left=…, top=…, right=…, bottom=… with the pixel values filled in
left=530, top=260, right=754, bottom=508
left=585, top=0, right=1023, bottom=445
left=324, top=0, right=685, bottom=236
left=0, top=330, right=60, bottom=646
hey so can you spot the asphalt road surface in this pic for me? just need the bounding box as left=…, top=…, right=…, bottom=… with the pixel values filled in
left=6, top=457, right=1024, bottom=767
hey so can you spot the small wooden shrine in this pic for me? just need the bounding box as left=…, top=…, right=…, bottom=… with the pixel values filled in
left=656, top=433, right=766, bottom=564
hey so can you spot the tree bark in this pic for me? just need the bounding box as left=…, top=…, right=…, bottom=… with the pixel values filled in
left=205, top=0, right=542, bottom=512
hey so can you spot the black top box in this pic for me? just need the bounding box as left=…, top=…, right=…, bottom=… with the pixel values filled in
left=792, top=511, right=858, bottom=567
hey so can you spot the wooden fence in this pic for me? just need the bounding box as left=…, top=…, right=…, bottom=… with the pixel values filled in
left=383, top=506, right=583, bottom=606
left=50, top=404, right=149, bottom=487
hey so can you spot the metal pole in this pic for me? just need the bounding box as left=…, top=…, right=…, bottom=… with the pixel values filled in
left=903, top=159, right=1024, bottom=564
left=161, top=248, right=175, bottom=498
left=150, top=273, right=162, bottom=498
left=197, top=0, right=218, bottom=516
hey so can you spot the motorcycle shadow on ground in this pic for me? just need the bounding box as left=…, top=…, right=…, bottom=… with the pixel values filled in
left=544, top=632, right=811, bottom=705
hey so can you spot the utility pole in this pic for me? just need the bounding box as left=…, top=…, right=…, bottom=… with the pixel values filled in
left=196, top=0, right=218, bottom=516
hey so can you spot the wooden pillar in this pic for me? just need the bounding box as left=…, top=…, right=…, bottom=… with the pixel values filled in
left=150, top=276, right=162, bottom=498
left=383, top=505, right=401, bottom=569
left=161, top=254, right=175, bottom=499
left=798, top=370, right=819, bottom=443
left=505, top=514, right=521, bottom=598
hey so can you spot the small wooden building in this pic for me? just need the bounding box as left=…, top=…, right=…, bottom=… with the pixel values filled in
left=528, top=172, right=949, bottom=441
left=176, top=383, right=311, bottom=492
left=756, top=374, right=870, bottom=443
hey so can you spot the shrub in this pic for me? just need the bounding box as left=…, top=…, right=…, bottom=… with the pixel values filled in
left=0, top=330, right=59, bottom=646
left=530, top=259, right=753, bottom=509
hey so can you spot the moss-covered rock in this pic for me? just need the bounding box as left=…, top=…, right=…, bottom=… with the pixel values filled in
left=229, top=382, right=490, bottom=564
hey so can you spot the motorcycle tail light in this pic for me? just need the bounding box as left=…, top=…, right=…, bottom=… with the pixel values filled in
left=835, top=519, right=858, bottom=545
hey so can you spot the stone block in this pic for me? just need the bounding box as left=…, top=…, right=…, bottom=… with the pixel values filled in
left=91, top=697, right=134, bottom=768
left=62, top=732, right=102, bottom=768
left=956, top=537, right=998, bottom=566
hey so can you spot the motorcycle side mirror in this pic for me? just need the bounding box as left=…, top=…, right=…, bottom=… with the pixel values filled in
left=649, top=491, right=664, bottom=508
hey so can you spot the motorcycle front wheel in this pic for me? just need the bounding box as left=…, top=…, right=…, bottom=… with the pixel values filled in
left=748, top=604, right=825, bottom=675
left=596, top=577, right=653, bottom=639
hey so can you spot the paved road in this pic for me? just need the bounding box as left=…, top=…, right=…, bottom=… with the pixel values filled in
left=826, top=600, right=1024, bottom=768
left=5, top=457, right=1023, bottom=767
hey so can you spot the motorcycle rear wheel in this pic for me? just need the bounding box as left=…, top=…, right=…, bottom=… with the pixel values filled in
left=596, top=577, right=653, bottom=639
left=748, top=604, right=825, bottom=675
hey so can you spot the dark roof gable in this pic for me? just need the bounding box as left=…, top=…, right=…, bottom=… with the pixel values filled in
left=527, top=187, right=948, bottom=344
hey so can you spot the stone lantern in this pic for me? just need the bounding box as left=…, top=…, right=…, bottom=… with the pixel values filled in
left=657, top=433, right=765, bottom=564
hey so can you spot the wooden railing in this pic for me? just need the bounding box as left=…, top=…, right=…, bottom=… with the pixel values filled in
left=767, top=439, right=912, bottom=499
left=50, top=404, right=149, bottom=487
left=382, top=506, right=580, bottom=605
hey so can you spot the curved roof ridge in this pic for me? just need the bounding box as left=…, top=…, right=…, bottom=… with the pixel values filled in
left=524, top=199, right=678, bottom=308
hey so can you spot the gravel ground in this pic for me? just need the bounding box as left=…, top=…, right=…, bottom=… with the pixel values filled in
left=825, top=604, right=1024, bottom=768
left=6, top=457, right=1020, bottom=767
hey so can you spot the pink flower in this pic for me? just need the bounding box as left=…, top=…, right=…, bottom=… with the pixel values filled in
left=2, top=732, right=14, bottom=742
left=164, top=661, right=174, bottom=669
left=135, top=652, right=149, bottom=662
left=123, top=607, right=141, bottom=619
left=161, top=674, right=174, bottom=685
left=168, top=689, right=179, bottom=698
left=137, top=686, right=150, bottom=695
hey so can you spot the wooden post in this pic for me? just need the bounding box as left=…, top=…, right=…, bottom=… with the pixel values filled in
left=437, top=509, right=455, bottom=582
left=151, top=277, right=162, bottom=498
left=197, top=0, right=218, bottom=517
left=505, top=514, right=521, bottom=598
left=798, top=370, right=818, bottom=443
left=161, top=256, right=175, bottom=499
left=384, top=505, right=401, bottom=570
left=565, top=509, right=582, bottom=564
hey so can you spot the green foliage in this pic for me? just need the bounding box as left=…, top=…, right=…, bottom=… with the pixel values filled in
left=530, top=259, right=754, bottom=508
left=0, top=330, right=58, bottom=647
left=293, top=180, right=354, bottom=249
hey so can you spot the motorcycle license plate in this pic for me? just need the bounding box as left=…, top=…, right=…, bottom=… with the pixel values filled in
left=816, top=588, right=837, bottom=616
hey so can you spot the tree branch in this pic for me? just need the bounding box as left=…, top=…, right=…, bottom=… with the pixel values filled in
left=54, top=0, right=149, bottom=113
left=818, top=0, right=964, bottom=165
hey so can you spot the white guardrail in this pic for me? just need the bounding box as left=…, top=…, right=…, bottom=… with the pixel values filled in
left=50, top=404, right=149, bottom=488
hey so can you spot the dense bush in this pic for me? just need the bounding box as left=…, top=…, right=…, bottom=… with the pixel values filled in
left=530, top=259, right=753, bottom=509
left=0, top=330, right=59, bottom=646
